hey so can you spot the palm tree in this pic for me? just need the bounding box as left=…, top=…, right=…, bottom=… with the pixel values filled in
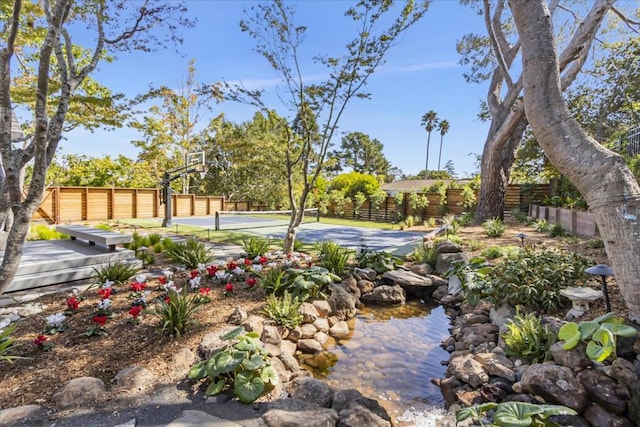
left=420, top=110, right=439, bottom=172
left=437, top=119, right=450, bottom=170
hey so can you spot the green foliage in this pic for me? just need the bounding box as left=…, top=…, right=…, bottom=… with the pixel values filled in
left=425, top=217, right=437, bottom=228
left=316, top=240, right=351, bottom=276
left=91, top=262, right=139, bottom=286
left=93, top=223, right=113, bottom=231
left=241, top=236, right=270, bottom=259
left=369, top=189, right=386, bottom=210
left=482, top=246, right=506, bottom=260
left=409, top=244, right=437, bottom=269
left=28, top=224, right=68, bottom=241
left=356, top=249, right=403, bottom=273
left=434, top=234, right=463, bottom=245
left=408, top=192, right=429, bottom=216
left=329, top=189, right=351, bottom=217
left=330, top=171, right=380, bottom=199
left=153, top=243, right=164, bottom=253
left=483, top=217, right=506, bottom=237
left=164, top=238, right=213, bottom=269
left=549, top=223, right=570, bottom=237
left=464, top=247, right=592, bottom=312
left=405, top=215, right=415, bottom=228
left=532, top=218, right=551, bottom=233
left=512, top=210, right=532, bottom=224
left=457, top=211, right=474, bottom=226
left=286, top=266, right=341, bottom=301
left=441, top=213, right=460, bottom=235
left=149, top=288, right=203, bottom=337
left=461, top=184, right=477, bottom=212
left=148, top=233, right=162, bottom=245
left=188, top=327, right=279, bottom=403
left=352, top=192, right=367, bottom=218
left=503, top=310, right=556, bottom=364
left=558, top=312, right=638, bottom=362
left=262, top=292, right=303, bottom=329
left=456, top=401, right=576, bottom=427
left=259, top=267, right=289, bottom=296
left=586, top=239, right=604, bottom=249
left=464, top=239, right=484, bottom=252
left=0, top=323, right=24, bottom=364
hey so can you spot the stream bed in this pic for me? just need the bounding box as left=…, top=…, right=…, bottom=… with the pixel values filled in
left=299, top=300, right=452, bottom=426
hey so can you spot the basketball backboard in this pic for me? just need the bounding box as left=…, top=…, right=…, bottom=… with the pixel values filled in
left=186, top=151, right=206, bottom=178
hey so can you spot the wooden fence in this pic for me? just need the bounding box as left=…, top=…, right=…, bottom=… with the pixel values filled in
left=324, top=184, right=550, bottom=222
left=33, top=186, right=248, bottom=224
left=528, top=204, right=598, bottom=237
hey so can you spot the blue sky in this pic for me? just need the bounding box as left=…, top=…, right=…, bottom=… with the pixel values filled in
left=61, top=0, right=490, bottom=178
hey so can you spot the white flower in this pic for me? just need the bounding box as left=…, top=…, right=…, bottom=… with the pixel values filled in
left=135, top=275, right=147, bottom=284
left=283, top=259, right=292, bottom=267
left=252, top=264, right=263, bottom=273
left=237, top=258, right=246, bottom=265
left=189, top=276, right=202, bottom=290
left=213, top=260, right=226, bottom=267
left=46, top=313, right=66, bottom=328
left=97, top=299, right=111, bottom=310
left=140, top=290, right=152, bottom=305
left=253, top=255, right=262, bottom=263
left=232, top=267, right=245, bottom=276
left=162, top=280, right=178, bottom=293
left=215, top=270, right=230, bottom=281
left=267, top=262, right=279, bottom=269
left=162, top=270, right=174, bottom=279
left=102, top=280, right=114, bottom=289
left=197, top=263, right=206, bottom=273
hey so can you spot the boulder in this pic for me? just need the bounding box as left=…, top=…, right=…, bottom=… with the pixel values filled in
left=435, top=252, right=467, bottom=275
left=431, top=285, right=449, bottom=301
left=297, top=339, right=324, bottom=354
left=381, top=270, right=436, bottom=295
left=0, top=405, right=44, bottom=426
left=300, top=323, right=317, bottom=339
left=261, top=325, right=282, bottom=346
left=170, top=348, right=197, bottom=376
left=289, top=377, right=334, bottom=408
left=473, top=353, right=516, bottom=382
left=313, top=317, right=330, bottom=333
left=610, top=357, right=638, bottom=386
left=550, top=341, right=592, bottom=370
left=113, top=365, right=156, bottom=392
left=329, top=321, right=351, bottom=339
left=577, top=369, right=627, bottom=415
left=288, top=326, right=302, bottom=342
left=227, top=306, right=247, bottom=325
left=263, top=398, right=339, bottom=427
left=242, top=315, right=264, bottom=337
left=357, top=280, right=375, bottom=294
left=279, top=351, right=301, bottom=372
left=583, top=403, right=634, bottom=427
left=435, top=240, right=463, bottom=254
left=52, top=377, right=106, bottom=408
left=199, top=325, right=239, bottom=359
left=299, top=302, right=320, bottom=323
left=489, top=303, right=516, bottom=329
left=446, top=354, right=489, bottom=387
left=354, top=267, right=377, bottom=281
left=331, top=389, right=391, bottom=422
left=360, top=285, right=406, bottom=305
left=328, top=287, right=358, bottom=320
left=519, top=364, right=588, bottom=412
left=312, top=300, right=332, bottom=318
left=409, top=263, right=432, bottom=276
left=338, top=400, right=391, bottom=427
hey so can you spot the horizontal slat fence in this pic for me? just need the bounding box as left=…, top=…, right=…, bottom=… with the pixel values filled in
left=528, top=204, right=598, bottom=237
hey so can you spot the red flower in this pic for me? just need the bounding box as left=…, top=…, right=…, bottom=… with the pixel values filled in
left=91, top=316, right=107, bottom=326
left=98, top=288, right=112, bottom=299
left=158, top=276, right=167, bottom=285
left=225, top=283, right=234, bottom=293
left=66, top=296, right=79, bottom=311
left=199, top=287, right=211, bottom=295
left=33, top=334, right=47, bottom=347
left=130, top=282, right=146, bottom=292
left=190, top=270, right=199, bottom=279
left=246, top=277, right=257, bottom=287
left=227, top=261, right=238, bottom=271
left=164, top=296, right=171, bottom=304
left=206, top=265, right=218, bottom=276
left=244, top=258, right=252, bottom=266
left=129, top=305, right=143, bottom=319
left=259, top=256, right=268, bottom=265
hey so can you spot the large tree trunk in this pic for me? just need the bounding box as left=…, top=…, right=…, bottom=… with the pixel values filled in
left=510, top=0, right=640, bottom=321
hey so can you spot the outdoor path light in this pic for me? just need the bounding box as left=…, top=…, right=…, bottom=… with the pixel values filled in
left=585, top=264, right=614, bottom=312
left=516, top=232, right=528, bottom=247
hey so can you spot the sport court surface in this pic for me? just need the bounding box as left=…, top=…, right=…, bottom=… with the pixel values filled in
left=166, top=214, right=424, bottom=255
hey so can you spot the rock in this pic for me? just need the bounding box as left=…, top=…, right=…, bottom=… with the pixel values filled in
left=342, top=276, right=359, bottom=293
left=435, top=240, right=463, bottom=254
left=53, top=377, right=106, bottom=408
left=167, top=410, right=243, bottom=427
left=314, top=331, right=329, bottom=345
left=381, top=270, right=436, bottom=298
left=113, top=365, right=156, bottom=392
left=583, top=403, right=634, bottom=427
left=328, top=316, right=340, bottom=327
left=289, top=377, right=334, bottom=407
left=313, top=300, right=332, bottom=318
left=548, top=414, right=590, bottom=427
left=447, top=276, right=462, bottom=296
left=300, top=323, right=317, bottom=339
left=264, top=343, right=282, bottom=357
left=199, top=325, right=239, bottom=359
left=313, top=317, right=330, bottom=333
left=354, top=267, right=377, bottom=281
left=16, top=303, right=45, bottom=317
left=489, top=303, right=516, bottom=329
left=455, top=388, right=483, bottom=406
left=338, top=400, right=392, bottom=427
left=270, top=355, right=291, bottom=388
left=426, top=274, right=449, bottom=287
left=297, top=339, right=324, bottom=354
left=519, top=364, right=588, bottom=412
left=299, top=302, right=320, bottom=323
left=328, top=287, right=357, bottom=320
left=474, top=300, right=493, bottom=314
left=279, top=351, right=301, bottom=372
left=455, top=323, right=500, bottom=351
left=440, top=294, right=462, bottom=305
left=261, top=325, right=282, bottom=346
left=438, top=376, right=463, bottom=408
left=473, top=353, right=516, bottom=382
left=462, top=313, right=490, bottom=325
left=227, top=306, right=247, bottom=325
left=489, top=376, right=514, bottom=394
left=170, top=348, right=197, bottom=375
left=435, top=252, right=467, bottom=275
left=360, top=284, right=406, bottom=305
left=329, top=321, right=351, bottom=339
left=550, top=341, right=592, bottom=370
left=577, top=369, right=627, bottom=414
left=242, top=315, right=264, bottom=337
left=331, top=389, right=391, bottom=422
left=280, top=339, right=297, bottom=357
left=610, top=357, right=638, bottom=386
left=432, top=285, right=449, bottom=301
left=409, top=263, right=432, bottom=276
left=357, top=280, right=375, bottom=294
left=263, top=401, right=339, bottom=427
left=288, top=326, right=302, bottom=342
left=446, top=354, right=489, bottom=387
left=0, top=405, right=44, bottom=426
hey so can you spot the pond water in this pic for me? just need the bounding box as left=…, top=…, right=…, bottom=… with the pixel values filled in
left=298, top=300, right=452, bottom=426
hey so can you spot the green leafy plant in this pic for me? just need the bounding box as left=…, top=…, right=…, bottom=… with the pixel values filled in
left=585, top=239, right=604, bottom=249
left=356, top=249, right=404, bottom=274
left=263, top=292, right=304, bottom=329
left=558, top=312, right=638, bottom=362
left=0, top=323, right=24, bottom=364
left=405, top=215, right=415, bottom=228
left=153, top=242, right=164, bottom=253
left=457, top=211, right=474, bottom=226
left=464, top=239, right=484, bottom=252
left=286, top=266, right=341, bottom=301
left=259, top=266, right=289, bottom=296
left=28, top=224, right=68, bottom=241
left=91, top=262, right=139, bottom=286
left=409, top=243, right=438, bottom=269
left=502, top=310, right=556, bottom=364
left=316, top=240, right=351, bottom=276
left=441, top=213, right=460, bottom=235
left=188, top=326, right=279, bottom=403
left=165, top=238, right=213, bottom=269
left=241, top=236, right=271, bottom=259
left=425, top=217, right=437, bottom=228
left=94, top=223, right=113, bottom=231
left=549, top=223, right=570, bottom=237
left=483, top=217, right=506, bottom=237
left=481, top=246, right=505, bottom=260
left=148, top=288, right=203, bottom=337
left=456, top=401, right=576, bottom=427
left=148, top=233, right=162, bottom=245
left=533, top=218, right=551, bottom=233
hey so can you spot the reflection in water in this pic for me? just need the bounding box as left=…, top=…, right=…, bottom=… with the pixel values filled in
left=299, top=300, right=451, bottom=424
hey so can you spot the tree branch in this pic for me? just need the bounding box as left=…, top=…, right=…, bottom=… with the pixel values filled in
left=483, top=0, right=513, bottom=87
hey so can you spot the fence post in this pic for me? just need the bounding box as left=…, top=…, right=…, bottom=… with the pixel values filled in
left=571, top=210, right=578, bottom=235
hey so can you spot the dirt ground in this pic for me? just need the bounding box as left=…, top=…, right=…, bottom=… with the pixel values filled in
left=0, top=217, right=616, bottom=411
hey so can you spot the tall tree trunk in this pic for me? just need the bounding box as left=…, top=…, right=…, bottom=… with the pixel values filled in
left=510, top=0, right=640, bottom=321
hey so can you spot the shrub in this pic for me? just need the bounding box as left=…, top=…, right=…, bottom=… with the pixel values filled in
left=317, top=240, right=351, bottom=276
left=464, top=239, right=484, bottom=252
left=259, top=266, right=289, bottom=296
left=0, top=323, right=22, bottom=363
left=292, top=239, right=303, bottom=252
left=434, top=235, right=463, bottom=245
left=148, top=233, right=162, bottom=245
left=356, top=249, right=403, bottom=274
left=149, top=288, right=203, bottom=337
left=165, top=238, right=213, bottom=269
left=483, top=217, right=506, bottom=237
left=405, top=215, right=415, bottom=228
left=29, top=224, right=68, bottom=241
left=188, top=327, right=279, bottom=403
left=502, top=310, right=556, bottom=364
left=91, top=262, right=139, bottom=286
left=456, top=402, right=576, bottom=427
left=457, top=211, right=474, bottom=226
left=549, top=223, right=570, bottom=237
left=263, top=292, right=303, bottom=329
left=241, top=236, right=270, bottom=259
left=481, top=246, right=505, bottom=260
left=532, top=218, right=551, bottom=233
left=409, top=243, right=437, bottom=269
left=425, top=217, right=437, bottom=228
left=286, top=266, right=341, bottom=301
left=94, top=223, right=113, bottom=231
left=153, top=243, right=164, bottom=253
left=441, top=213, right=460, bottom=235
left=467, top=247, right=592, bottom=312
left=586, top=239, right=604, bottom=249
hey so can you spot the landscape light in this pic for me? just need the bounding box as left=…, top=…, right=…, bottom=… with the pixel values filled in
left=516, top=232, right=528, bottom=247
left=585, top=264, right=614, bottom=312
